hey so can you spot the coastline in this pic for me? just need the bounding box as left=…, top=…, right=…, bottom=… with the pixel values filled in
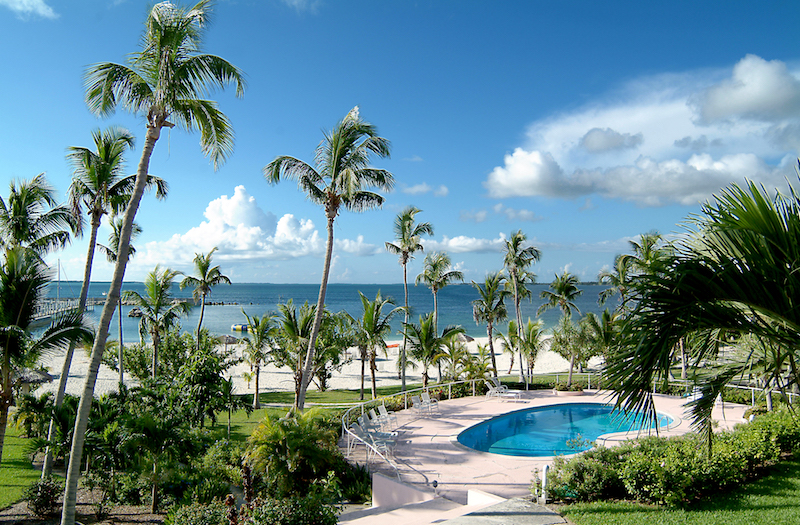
left=33, top=336, right=599, bottom=399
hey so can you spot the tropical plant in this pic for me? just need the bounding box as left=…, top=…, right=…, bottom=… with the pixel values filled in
left=96, top=215, right=142, bottom=385
left=538, top=271, right=582, bottom=319
left=180, top=247, right=231, bottom=352
left=606, top=180, right=800, bottom=455
left=43, top=127, right=161, bottom=478
left=123, top=266, right=190, bottom=378
left=357, top=291, right=404, bottom=399
left=272, top=300, right=316, bottom=402
left=518, top=318, right=546, bottom=379
left=404, top=313, right=465, bottom=387
left=503, top=230, right=540, bottom=384
left=0, top=173, right=78, bottom=255
left=264, top=106, right=394, bottom=409
left=64, top=1, right=245, bottom=520
left=549, top=316, right=583, bottom=386
left=434, top=337, right=471, bottom=382
left=416, top=251, right=463, bottom=334
left=178, top=332, right=239, bottom=428
left=0, top=247, right=92, bottom=464
left=385, top=206, right=433, bottom=390
left=471, top=271, right=509, bottom=379
left=241, top=310, right=277, bottom=409
left=464, top=344, right=495, bottom=381
left=311, top=310, right=356, bottom=392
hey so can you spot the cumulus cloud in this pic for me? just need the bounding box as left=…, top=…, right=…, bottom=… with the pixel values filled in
left=0, top=0, right=57, bottom=18
left=492, top=203, right=541, bottom=222
left=132, top=186, right=376, bottom=275
left=484, top=54, right=800, bottom=206
left=424, top=234, right=507, bottom=253
left=460, top=210, right=488, bottom=223
left=691, top=55, right=800, bottom=124
left=402, top=182, right=449, bottom=197
left=580, top=128, right=643, bottom=153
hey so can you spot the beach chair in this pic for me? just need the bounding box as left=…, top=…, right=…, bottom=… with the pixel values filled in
left=411, top=395, right=428, bottom=415
left=350, top=423, right=396, bottom=460
left=378, top=404, right=398, bottom=429
left=421, top=391, right=440, bottom=413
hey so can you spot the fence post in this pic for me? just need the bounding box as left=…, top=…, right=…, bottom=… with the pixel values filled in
left=448, top=384, right=452, bottom=400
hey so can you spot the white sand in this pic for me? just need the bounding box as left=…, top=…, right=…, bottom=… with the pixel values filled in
left=33, top=336, right=602, bottom=399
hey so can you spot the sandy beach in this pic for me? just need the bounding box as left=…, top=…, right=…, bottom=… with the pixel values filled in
left=32, top=336, right=601, bottom=400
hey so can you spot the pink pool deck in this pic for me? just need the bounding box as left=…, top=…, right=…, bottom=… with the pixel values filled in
left=343, top=389, right=749, bottom=505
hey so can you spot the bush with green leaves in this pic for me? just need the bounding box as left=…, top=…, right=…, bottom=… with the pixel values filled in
left=24, top=476, right=63, bottom=517
left=240, top=493, right=338, bottom=525
left=165, top=500, right=228, bottom=525
left=547, top=407, right=800, bottom=507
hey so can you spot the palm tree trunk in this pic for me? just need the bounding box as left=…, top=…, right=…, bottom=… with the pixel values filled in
left=253, top=363, right=260, bottom=409
left=0, top=353, right=11, bottom=464
left=359, top=346, right=366, bottom=401
left=567, top=352, right=575, bottom=386
left=61, top=123, right=161, bottom=525
left=297, top=213, right=335, bottom=410
left=118, top=298, right=124, bottom=385
left=43, top=212, right=101, bottom=477
left=370, top=348, right=378, bottom=399
left=196, top=294, right=206, bottom=353
left=151, top=461, right=159, bottom=514
left=513, top=278, right=527, bottom=387
left=401, top=262, right=409, bottom=390
left=151, top=329, right=160, bottom=379
left=487, top=323, right=498, bottom=379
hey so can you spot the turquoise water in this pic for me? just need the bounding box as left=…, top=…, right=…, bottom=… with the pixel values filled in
left=457, top=403, right=673, bottom=457
left=45, top=281, right=616, bottom=344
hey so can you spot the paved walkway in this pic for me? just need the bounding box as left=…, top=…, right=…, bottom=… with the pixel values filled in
left=342, top=389, right=748, bottom=505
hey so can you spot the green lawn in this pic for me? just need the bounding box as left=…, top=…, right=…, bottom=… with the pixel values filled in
left=561, top=459, right=800, bottom=525
left=0, top=426, right=44, bottom=510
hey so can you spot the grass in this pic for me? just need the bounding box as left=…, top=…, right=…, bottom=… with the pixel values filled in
left=560, top=459, right=800, bottom=525
left=0, top=425, right=44, bottom=510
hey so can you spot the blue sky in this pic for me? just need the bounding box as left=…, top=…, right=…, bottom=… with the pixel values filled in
left=1, top=0, right=799, bottom=285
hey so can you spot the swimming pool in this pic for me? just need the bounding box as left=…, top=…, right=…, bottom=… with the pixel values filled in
left=456, top=402, right=674, bottom=457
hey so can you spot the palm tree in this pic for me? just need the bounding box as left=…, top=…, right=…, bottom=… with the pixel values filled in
left=122, top=266, right=190, bottom=378
left=518, top=318, right=546, bottom=379
left=272, top=300, right=316, bottom=403
left=43, top=127, right=163, bottom=477
left=264, top=107, right=394, bottom=410
left=180, top=247, right=231, bottom=352
left=0, top=247, right=91, bottom=464
left=597, top=254, right=633, bottom=308
left=539, top=271, right=582, bottom=385
left=0, top=173, right=78, bottom=255
left=472, top=271, right=509, bottom=379
left=503, top=230, right=541, bottom=384
left=358, top=291, right=404, bottom=399
left=416, top=251, right=463, bottom=333
left=606, top=180, right=800, bottom=454
left=404, top=313, right=464, bottom=387
left=241, top=310, right=276, bottom=409
left=64, top=2, right=244, bottom=519
left=385, top=206, right=433, bottom=391
left=96, top=216, right=142, bottom=385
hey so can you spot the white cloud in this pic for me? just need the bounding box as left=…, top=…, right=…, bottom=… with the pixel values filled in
left=484, top=55, right=800, bottom=206
left=403, top=155, right=424, bottom=162
left=131, top=186, right=375, bottom=276
left=492, top=203, right=541, bottom=222
left=580, top=128, right=643, bottom=153
left=402, top=182, right=449, bottom=197
left=424, top=234, right=507, bottom=253
left=460, top=210, right=488, bottom=223
left=691, top=54, right=800, bottom=124
left=0, top=0, right=57, bottom=18
left=280, top=0, right=321, bottom=13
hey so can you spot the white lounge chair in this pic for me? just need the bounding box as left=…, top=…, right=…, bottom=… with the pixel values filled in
left=411, top=395, right=429, bottom=415
left=421, top=391, right=440, bottom=413
left=486, top=377, right=521, bottom=402
left=378, top=404, right=398, bottom=429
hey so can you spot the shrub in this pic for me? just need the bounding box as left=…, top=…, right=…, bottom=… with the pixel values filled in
left=201, top=439, right=245, bottom=485
left=241, top=494, right=338, bottom=525
left=547, top=445, right=630, bottom=502
left=166, top=501, right=229, bottom=525
left=24, top=476, right=63, bottom=517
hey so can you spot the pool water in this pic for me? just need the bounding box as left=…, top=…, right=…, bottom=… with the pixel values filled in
left=456, top=402, right=673, bottom=457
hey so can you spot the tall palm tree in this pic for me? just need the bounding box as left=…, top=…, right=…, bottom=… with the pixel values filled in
left=471, top=271, right=509, bottom=379
left=404, top=313, right=464, bottom=387
left=503, top=230, right=541, bottom=384
left=272, top=300, right=317, bottom=403
left=0, top=247, right=91, bottom=464
left=597, top=253, right=633, bottom=308
left=96, top=216, right=142, bottom=385
left=122, top=266, right=190, bottom=379
left=358, top=291, right=404, bottom=399
left=43, top=127, right=163, bottom=477
left=385, top=206, right=433, bottom=391
left=264, top=107, right=394, bottom=410
left=416, top=251, right=464, bottom=334
left=0, top=173, right=78, bottom=255
left=607, top=180, right=800, bottom=454
left=180, top=247, right=231, bottom=352
left=241, top=310, right=276, bottom=409
left=64, top=2, right=244, bottom=520
left=539, top=271, right=582, bottom=385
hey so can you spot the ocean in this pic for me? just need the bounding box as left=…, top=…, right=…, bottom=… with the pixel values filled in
left=45, top=281, right=615, bottom=343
